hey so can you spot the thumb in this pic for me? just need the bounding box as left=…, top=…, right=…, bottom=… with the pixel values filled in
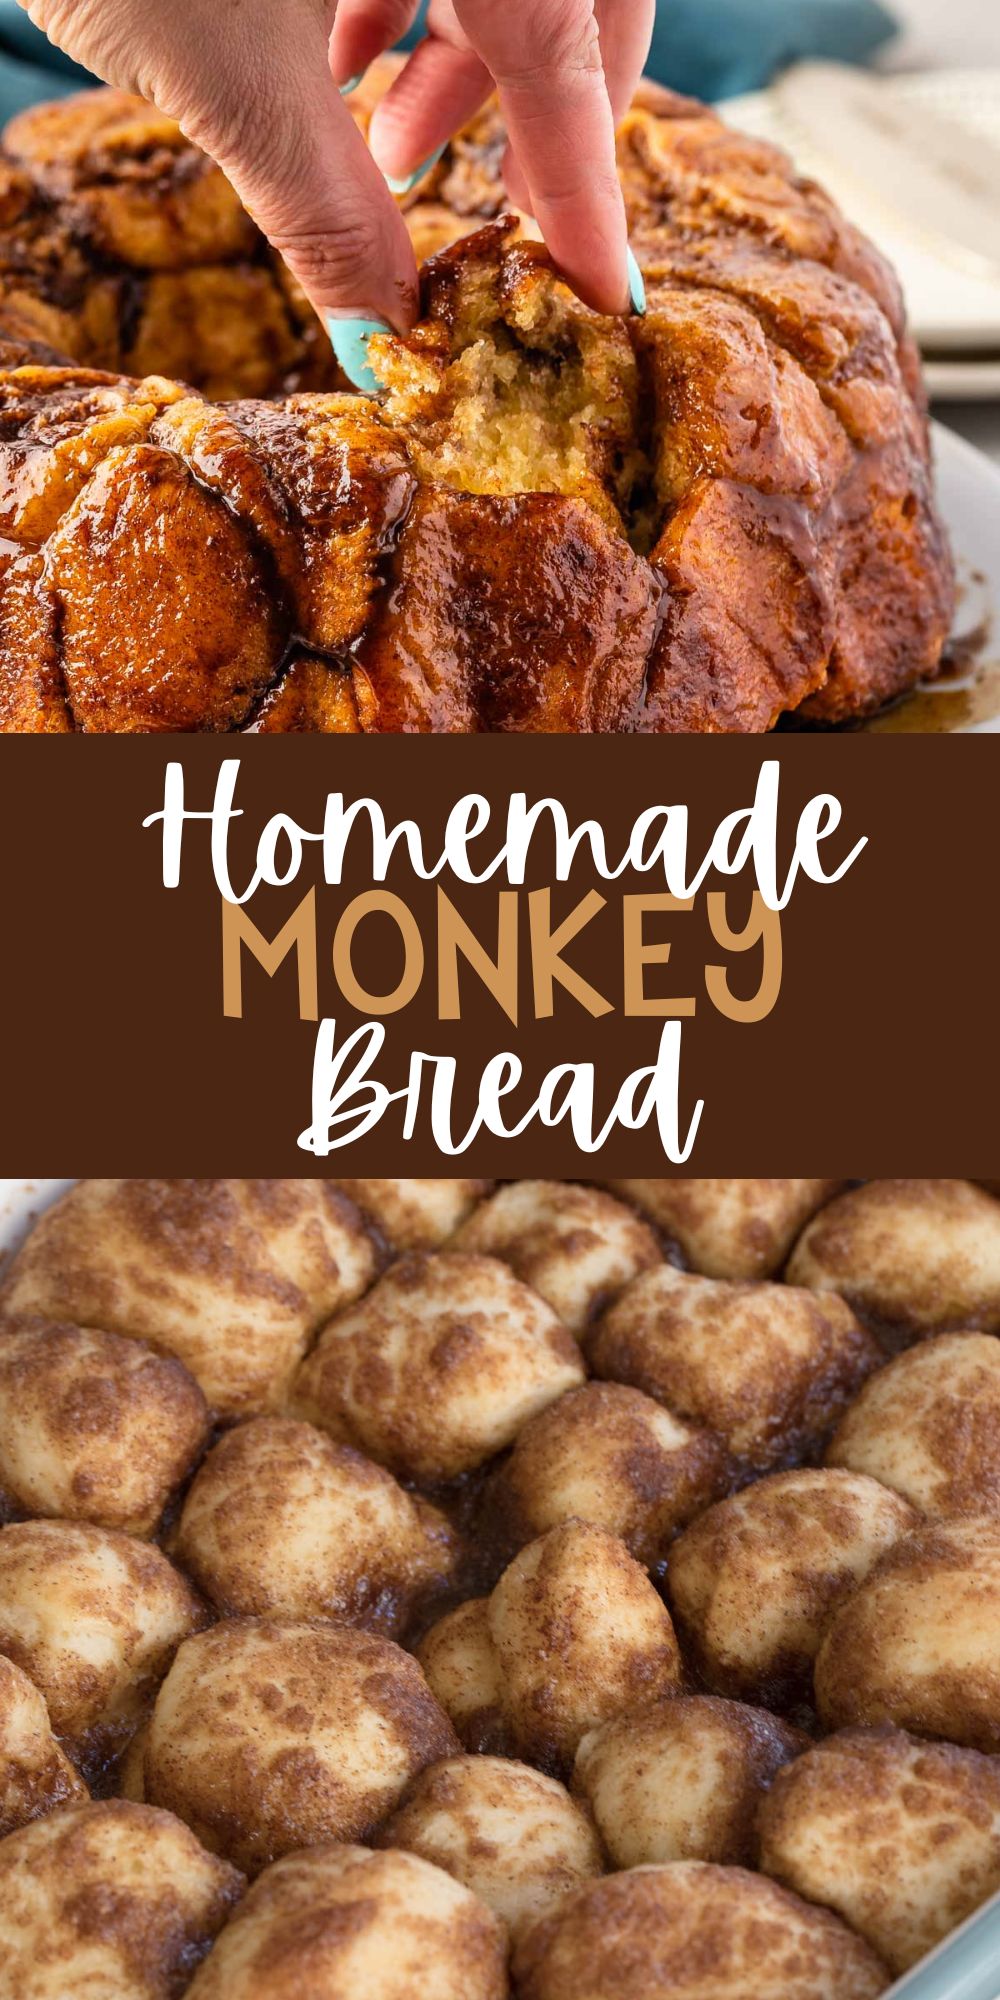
left=176, top=24, right=420, bottom=344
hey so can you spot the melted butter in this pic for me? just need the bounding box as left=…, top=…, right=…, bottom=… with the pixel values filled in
left=864, top=656, right=1000, bottom=733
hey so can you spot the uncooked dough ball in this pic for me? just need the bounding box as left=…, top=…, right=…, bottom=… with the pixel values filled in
left=491, top=1382, right=726, bottom=1565
left=587, top=1269, right=878, bottom=1472
left=420, top=1521, right=682, bottom=1772
left=0, top=1799, right=243, bottom=2000
left=0, top=1518, right=203, bottom=1767
left=815, top=1515, right=1000, bottom=1751
left=603, top=1180, right=845, bottom=1279
left=0, top=1178, right=378, bottom=1417
left=186, top=1845, right=507, bottom=2000
left=511, top=1861, right=890, bottom=1999
left=0, top=1316, right=209, bottom=1536
left=453, top=1181, right=660, bottom=1332
left=758, top=1725, right=1000, bottom=1975
left=574, top=1696, right=805, bottom=1869
left=144, top=1618, right=459, bottom=1873
left=787, top=1178, right=1000, bottom=1337
left=173, top=1416, right=458, bottom=1631
left=292, top=1252, right=584, bottom=1483
left=379, top=1754, right=604, bottom=1940
left=668, top=1469, right=918, bottom=1702
left=827, top=1332, right=1000, bottom=1516
left=331, top=1178, right=493, bottom=1248
left=0, top=1656, right=86, bottom=1840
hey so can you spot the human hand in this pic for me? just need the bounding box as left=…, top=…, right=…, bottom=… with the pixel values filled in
left=21, top=0, right=653, bottom=376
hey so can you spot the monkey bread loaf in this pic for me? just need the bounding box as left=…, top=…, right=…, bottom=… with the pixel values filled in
left=0, top=64, right=952, bottom=734
left=5, top=1175, right=1000, bottom=1994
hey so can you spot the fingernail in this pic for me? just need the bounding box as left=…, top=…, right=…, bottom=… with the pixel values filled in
left=326, top=314, right=391, bottom=393
left=384, top=145, right=445, bottom=196
left=339, top=71, right=367, bottom=96
left=627, top=247, right=646, bottom=317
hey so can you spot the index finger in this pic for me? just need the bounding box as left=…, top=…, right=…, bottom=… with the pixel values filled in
left=453, top=0, right=631, bottom=314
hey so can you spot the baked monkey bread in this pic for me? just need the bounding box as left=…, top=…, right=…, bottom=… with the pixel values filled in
left=0, top=60, right=952, bottom=734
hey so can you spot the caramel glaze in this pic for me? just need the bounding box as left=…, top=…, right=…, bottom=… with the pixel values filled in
left=0, top=67, right=954, bottom=732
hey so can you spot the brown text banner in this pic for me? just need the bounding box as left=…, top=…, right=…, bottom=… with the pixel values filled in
left=0, top=736, right=995, bottom=1173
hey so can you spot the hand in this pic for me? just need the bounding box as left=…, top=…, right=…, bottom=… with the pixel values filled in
left=21, top=0, right=654, bottom=339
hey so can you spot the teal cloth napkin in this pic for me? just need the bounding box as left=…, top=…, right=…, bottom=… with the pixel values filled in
left=0, top=0, right=897, bottom=124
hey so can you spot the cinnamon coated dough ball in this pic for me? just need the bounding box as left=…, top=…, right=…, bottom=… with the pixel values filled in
left=758, top=1725, right=1000, bottom=1975
left=587, top=1269, right=878, bottom=1472
left=419, top=1520, right=682, bottom=1772
left=815, top=1515, right=1000, bottom=1751
left=511, top=1861, right=890, bottom=1999
left=668, top=1470, right=918, bottom=1702
left=144, top=1618, right=459, bottom=1872
left=0, top=1799, right=243, bottom=2000
left=379, top=1754, right=603, bottom=1941
left=292, top=1252, right=584, bottom=1483
left=186, top=1845, right=507, bottom=2000
left=173, top=1417, right=458, bottom=1631
left=827, top=1332, right=1000, bottom=1515
left=787, top=1178, right=1000, bottom=1337
left=0, top=1656, right=86, bottom=1839
left=415, top=1597, right=505, bottom=1753
left=0, top=1316, right=209, bottom=1535
left=453, top=1182, right=660, bottom=1332
left=603, top=1180, right=845, bottom=1279
left=574, top=1696, right=805, bottom=1870
left=331, top=1178, right=493, bottom=1249
left=491, top=1382, right=726, bottom=1565
left=0, top=1178, right=378, bottom=1417
left=0, top=1519, right=203, bottom=1766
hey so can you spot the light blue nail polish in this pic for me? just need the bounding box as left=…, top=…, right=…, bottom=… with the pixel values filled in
left=384, top=146, right=445, bottom=196
left=627, top=248, right=647, bottom=317
left=326, top=314, right=391, bottom=393
left=339, top=71, right=366, bottom=96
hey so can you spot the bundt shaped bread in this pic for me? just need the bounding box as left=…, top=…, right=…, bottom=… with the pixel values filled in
left=0, top=63, right=953, bottom=733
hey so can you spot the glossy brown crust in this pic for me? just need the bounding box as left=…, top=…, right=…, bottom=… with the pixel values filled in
left=667, top=1469, right=918, bottom=1703
left=758, top=1725, right=1000, bottom=1975
left=510, top=1861, right=891, bottom=1998
left=0, top=1655, right=87, bottom=1840
left=0, top=68, right=952, bottom=734
left=573, top=1696, right=806, bottom=1870
left=814, top=1516, right=1000, bottom=1751
left=144, top=1618, right=460, bottom=1874
left=0, top=1178, right=379, bottom=1418
left=0, top=1798, right=244, bottom=2000
left=0, top=1314, right=209, bottom=1536
left=586, top=1267, right=880, bottom=1473
left=185, top=1844, right=509, bottom=2000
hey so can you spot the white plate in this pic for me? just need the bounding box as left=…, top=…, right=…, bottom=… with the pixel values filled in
left=863, top=421, right=1000, bottom=732
left=924, top=358, right=1000, bottom=402
left=723, top=68, right=1000, bottom=358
